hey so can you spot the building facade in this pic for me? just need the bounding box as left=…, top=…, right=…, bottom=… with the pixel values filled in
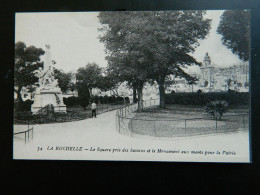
left=198, top=53, right=249, bottom=92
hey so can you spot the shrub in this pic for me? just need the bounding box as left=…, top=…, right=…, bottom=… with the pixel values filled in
left=37, top=104, right=55, bottom=119
left=165, top=92, right=249, bottom=106
left=197, top=89, right=203, bottom=94
left=63, top=97, right=68, bottom=105
left=228, top=89, right=236, bottom=93
left=92, top=95, right=99, bottom=104
left=39, top=104, right=54, bottom=114
left=63, top=96, right=78, bottom=107
left=204, top=100, right=229, bottom=120
left=79, top=97, right=89, bottom=110
left=111, top=95, right=116, bottom=103
left=116, top=96, right=124, bottom=103
left=103, top=95, right=108, bottom=104
left=107, top=96, right=114, bottom=104
left=170, top=90, right=175, bottom=94
left=99, top=96, right=104, bottom=104
left=17, top=99, right=34, bottom=111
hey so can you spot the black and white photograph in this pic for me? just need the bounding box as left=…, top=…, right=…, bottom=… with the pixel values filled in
left=13, top=10, right=250, bottom=162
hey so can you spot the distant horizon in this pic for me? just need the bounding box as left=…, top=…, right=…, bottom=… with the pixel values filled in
left=15, top=10, right=246, bottom=73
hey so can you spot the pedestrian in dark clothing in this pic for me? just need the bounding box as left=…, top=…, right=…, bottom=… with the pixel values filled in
left=91, top=102, right=97, bottom=118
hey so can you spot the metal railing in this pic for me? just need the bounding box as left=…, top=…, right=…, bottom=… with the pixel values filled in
left=13, top=101, right=127, bottom=123
left=116, top=100, right=248, bottom=137
left=116, top=99, right=160, bottom=135
left=96, top=101, right=125, bottom=115
left=13, top=119, right=34, bottom=143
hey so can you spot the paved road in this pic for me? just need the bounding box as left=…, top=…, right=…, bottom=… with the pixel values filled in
left=13, top=110, right=250, bottom=162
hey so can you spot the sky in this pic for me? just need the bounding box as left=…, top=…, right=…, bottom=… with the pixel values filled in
left=15, top=11, right=244, bottom=73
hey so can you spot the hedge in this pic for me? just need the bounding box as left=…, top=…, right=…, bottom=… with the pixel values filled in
left=15, top=99, right=34, bottom=111
left=63, top=95, right=130, bottom=107
left=63, top=96, right=78, bottom=107
left=165, top=92, right=249, bottom=106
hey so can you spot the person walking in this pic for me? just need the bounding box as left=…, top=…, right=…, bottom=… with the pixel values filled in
left=91, top=101, right=97, bottom=118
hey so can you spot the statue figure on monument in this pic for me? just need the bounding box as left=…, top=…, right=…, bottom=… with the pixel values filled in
left=43, top=66, right=54, bottom=88
left=34, top=45, right=57, bottom=89
left=31, top=44, right=66, bottom=114
left=34, top=67, right=44, bottom=87
left=204, top=52, right=211, bottom=67
left=53, top=79, right=59, bottom=88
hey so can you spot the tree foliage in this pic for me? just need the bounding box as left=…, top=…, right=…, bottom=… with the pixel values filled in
left=98, top=11, right=211, bottom=108
left=99, top=11, right=152, bottom=88
left=217, top=10, right=250, bottom=62
left=98, top=69, right=120, bottom=94
left=76, top=63, right=102, bottom=97
left=53, top=68, right=73, bottom=93
left=15, top=42, right=45, bottom=102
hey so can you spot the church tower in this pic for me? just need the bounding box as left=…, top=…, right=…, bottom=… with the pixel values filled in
left=200, top=52, right=214, bottom=91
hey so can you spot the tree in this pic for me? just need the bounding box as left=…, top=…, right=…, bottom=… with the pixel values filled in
left=27, top=85, right=37, bottom=99
left=99, top=11, right=211, bottom=109
left=98, top=68, right=120, bottom=96
left=78, top=96, right=90, bottom=110
left=76, top=78, right=90, bottom=110
left=217, top=10, right=250, bottom=62
left=104, top=48, right=151, bottom=111
left=76, top=63, right=102, bottom=97
left=99, top=12, right=152, bottom=111
left=53, top=69, right=73, bottom=93
left=187, top=76, right=199, bottom=93
left=15, top=42, right=45, bottom=103
left=143, top=11, right=211, bottom=108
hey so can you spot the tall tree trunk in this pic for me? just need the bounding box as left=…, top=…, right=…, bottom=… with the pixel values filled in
left=89, top=88, right=92, bottom=97
left=137, top=85, right=143, bottom=112
left=157, top=79, right=166, bottom=108
left=17, top=85, right=23, bottom=103
left=133, top=85, right=137, bottom=103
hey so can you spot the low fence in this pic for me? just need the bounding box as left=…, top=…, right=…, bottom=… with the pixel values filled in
left=13, top=119, right=34, bottom=143
left=14, top=102, right=126, bottom=123
left=116, top=99, right=248, bottom=137
left=128, top=113, right=248, bottom=137
left=116, top=99, right=160, bottom=135
left=96, top=103, right=123, bottom=115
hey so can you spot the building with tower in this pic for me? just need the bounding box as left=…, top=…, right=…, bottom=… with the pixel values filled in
left=199, top=52, right=214, bottom=91
left=198, top=53, right=249, bottom=92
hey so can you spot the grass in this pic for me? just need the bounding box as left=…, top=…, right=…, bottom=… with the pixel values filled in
left=14, top=103, right=124, bottom=124
left=128, top=104, right=249, bottom=137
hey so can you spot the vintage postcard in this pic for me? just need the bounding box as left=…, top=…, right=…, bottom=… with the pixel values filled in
left=13, top=10, right=250, bottom=162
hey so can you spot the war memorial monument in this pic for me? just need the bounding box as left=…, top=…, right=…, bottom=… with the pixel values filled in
left=31, top=45, right=66, bottom=114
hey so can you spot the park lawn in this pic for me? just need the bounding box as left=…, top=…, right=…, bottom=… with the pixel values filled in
left=129, top=104, right=249, bottom=137
left=14, top=103, right=125, bottom=124
left=138, top=104, right=249, bottom=120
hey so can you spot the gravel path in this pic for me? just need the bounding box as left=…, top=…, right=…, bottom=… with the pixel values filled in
left=13, top=109, right=250, bottom=162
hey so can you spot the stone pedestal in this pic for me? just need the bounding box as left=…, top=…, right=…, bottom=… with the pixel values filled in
left=31, top=87, right=66, bottom=114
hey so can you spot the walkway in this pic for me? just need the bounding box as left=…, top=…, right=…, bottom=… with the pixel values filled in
left=13, top=110, right=250, bottom=162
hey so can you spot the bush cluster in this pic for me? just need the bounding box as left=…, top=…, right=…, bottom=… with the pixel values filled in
left=78, top=97, right=89, bottom=110
left=204, top=100, right=229, bottom=120
left=36, top=104, right=55, bottom=119
left=63, top=95, right=130, bottom=107
left=63, top=96, right=80, bottom=107
left=165, top=92, right=249, bottom=106
left=16, top=100, right=34, bottom=111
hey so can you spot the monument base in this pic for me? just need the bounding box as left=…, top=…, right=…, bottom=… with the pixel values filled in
left=31, top=87, right=67, bottom=114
